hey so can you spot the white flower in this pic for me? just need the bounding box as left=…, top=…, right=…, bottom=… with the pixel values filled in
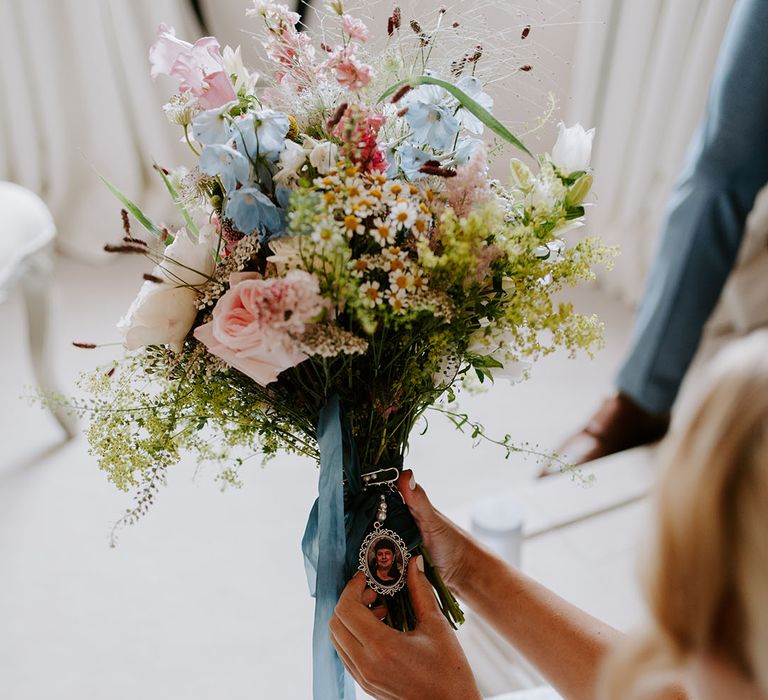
left=308, top=139, right=339, bottom=174
left=388, top=201, right=417, bottom=229
left=551, top=122, right=595, bottom=174
left=267, top=235, right=302, bottom=274
left=221, top=45, right=260, bottom=93
left=117, top=226, right=216, bottom=353
left=162, top=92, right=200, bottom=127
left=274, top=139, right=308, bottom=185
left=359, top=281, right=383, bottom=307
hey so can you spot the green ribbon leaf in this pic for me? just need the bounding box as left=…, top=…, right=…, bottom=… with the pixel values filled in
left=377, top=76, right=533, bottom=158
left=99, top=173, right=164, bottom=239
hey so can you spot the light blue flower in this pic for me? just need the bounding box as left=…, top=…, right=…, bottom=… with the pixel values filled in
left=226, top=187, right=284, bottom=237
left=398, top=144, right=432, bottom=179
left=191, top=101, right=237, bottom=145
left=198, top=144, right=251, bottom=191
left=452, top=137, right=483, bottom=165
left=232, top=110, right=290, bottom=162
left=275, top=186, right=292, bottom=210
left=404, top=89, right=460, bottom=151
left=454, top=76, right=493, bottom=135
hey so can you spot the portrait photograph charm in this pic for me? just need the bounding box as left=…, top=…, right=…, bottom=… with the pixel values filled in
left=358, top=524, right=411, bottom=596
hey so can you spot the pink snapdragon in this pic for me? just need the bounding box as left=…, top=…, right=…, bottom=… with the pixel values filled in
left=332, top=104, right=387, bottom=173
left=193, top=270, right=324, bottom=385
left=149, top=24, right=236, bottom=109
left=341, top=14, right=370, bottom=42
left=323, top=47, right=373, bottom=91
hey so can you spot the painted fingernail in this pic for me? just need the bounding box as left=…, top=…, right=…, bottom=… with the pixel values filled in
left=415, top=555, right=424, bottom=572
left=409, top=473, right=416, bottom=490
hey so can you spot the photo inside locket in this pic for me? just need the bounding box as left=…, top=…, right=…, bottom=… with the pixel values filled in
left=365, top=535, right=405, bottom=588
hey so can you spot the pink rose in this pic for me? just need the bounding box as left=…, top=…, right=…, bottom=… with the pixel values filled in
left=194, top=270, right=324, bottom=385
left=341, top=14, right=370, bottom=42
left=149, top=24, right=237, bottom=109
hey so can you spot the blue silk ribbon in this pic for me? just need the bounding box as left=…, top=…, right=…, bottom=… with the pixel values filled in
left=301, top=396, right=356, bottom=700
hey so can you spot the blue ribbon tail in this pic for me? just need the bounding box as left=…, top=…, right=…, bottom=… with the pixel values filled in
left=301, top=395, right=356, bottom=700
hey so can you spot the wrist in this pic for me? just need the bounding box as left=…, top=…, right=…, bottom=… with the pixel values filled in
left=453, top=536, right=509, bottom=603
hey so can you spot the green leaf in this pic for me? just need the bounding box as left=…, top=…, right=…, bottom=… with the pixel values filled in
left=472, top=354, right=504, bottom=369
left=99, top=173, right=164, bottom=238
left=377, top=76, right=533, bottom=158
left=153, top=163, right=199, bottom=237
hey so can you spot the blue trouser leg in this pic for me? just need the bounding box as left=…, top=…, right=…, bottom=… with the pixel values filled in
left=617, top=0, right=768, bottom=413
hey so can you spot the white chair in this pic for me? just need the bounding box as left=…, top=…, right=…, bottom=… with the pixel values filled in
left=0, top=182, right=76, bottom=438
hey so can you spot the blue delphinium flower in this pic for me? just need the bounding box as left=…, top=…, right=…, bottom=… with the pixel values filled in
left=398, top=144, right=432, bottom=179
left=404, top=84, right=460, bottom=152
left=454, top=76, right=493, bottom=135
left=275, top=186, right=292, bottom=210
left=232, top=110, right=290, bottom=163
left=453, top=137, right=483, bottom=165
left=226, top=187, right=284, bottom=237
left=198, top=144, right=251, bottom=191
left=191, top=101, right=237, bottom=145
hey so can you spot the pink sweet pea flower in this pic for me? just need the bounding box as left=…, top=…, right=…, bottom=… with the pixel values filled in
left=193, top=270, right=324, bottom=386
left=149, top=24, right=237, bottom=109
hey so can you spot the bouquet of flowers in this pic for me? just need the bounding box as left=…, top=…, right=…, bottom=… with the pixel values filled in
left=71, top=2, right=610, bottom=697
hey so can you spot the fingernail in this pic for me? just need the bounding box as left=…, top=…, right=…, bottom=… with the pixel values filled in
left=409, top=473, right=416, bottom=491
left=415, top=554, right=424, bottom=572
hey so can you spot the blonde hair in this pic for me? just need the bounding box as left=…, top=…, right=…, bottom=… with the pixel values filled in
left=601, top=331, right=768, bottom=699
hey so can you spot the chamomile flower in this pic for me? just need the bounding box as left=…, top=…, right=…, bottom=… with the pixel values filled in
left=370, top=218, right=395, bottom=246
left=411, top=216, right=429, bottom=237
left=389, top=268, right=414, bottom=294
left=411, top=269, right=428, bottom=291
left=342, top=213, right=365, bottom=237
left=359, top=280, right=383, bottom=307
left=383, top=181, right=405, bottom=200
left=312, top=219, right=343, bottom=246
left=388, top=201, right=417, bottom=229
left=350, top=257, right=371, bottom=277
left=346, top=196, right=375, bottom=219
left=386, top=289, right=408, bottom=314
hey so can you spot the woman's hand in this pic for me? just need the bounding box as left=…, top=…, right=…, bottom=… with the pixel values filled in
left=330, top=558, right=481, bottom=700
left=396, top=469, right=476, bottom=595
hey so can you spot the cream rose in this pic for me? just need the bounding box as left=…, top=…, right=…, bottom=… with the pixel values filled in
left=117, top=225, right=216, bottom=353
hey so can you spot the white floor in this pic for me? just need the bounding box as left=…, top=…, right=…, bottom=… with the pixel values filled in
left=0, top=253, right=663, bottom=699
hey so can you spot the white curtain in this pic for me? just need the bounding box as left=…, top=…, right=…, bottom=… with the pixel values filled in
left=0, top=0, right=202, bottom=260
left=567, top=0, right=736, bottom=305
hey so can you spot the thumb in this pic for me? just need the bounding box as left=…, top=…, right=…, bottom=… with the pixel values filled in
left=339, top=570, right=368, bottom=604
left=397, top=470, right=437, bottom=526
left=406, top=555, right=442, bottom=624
